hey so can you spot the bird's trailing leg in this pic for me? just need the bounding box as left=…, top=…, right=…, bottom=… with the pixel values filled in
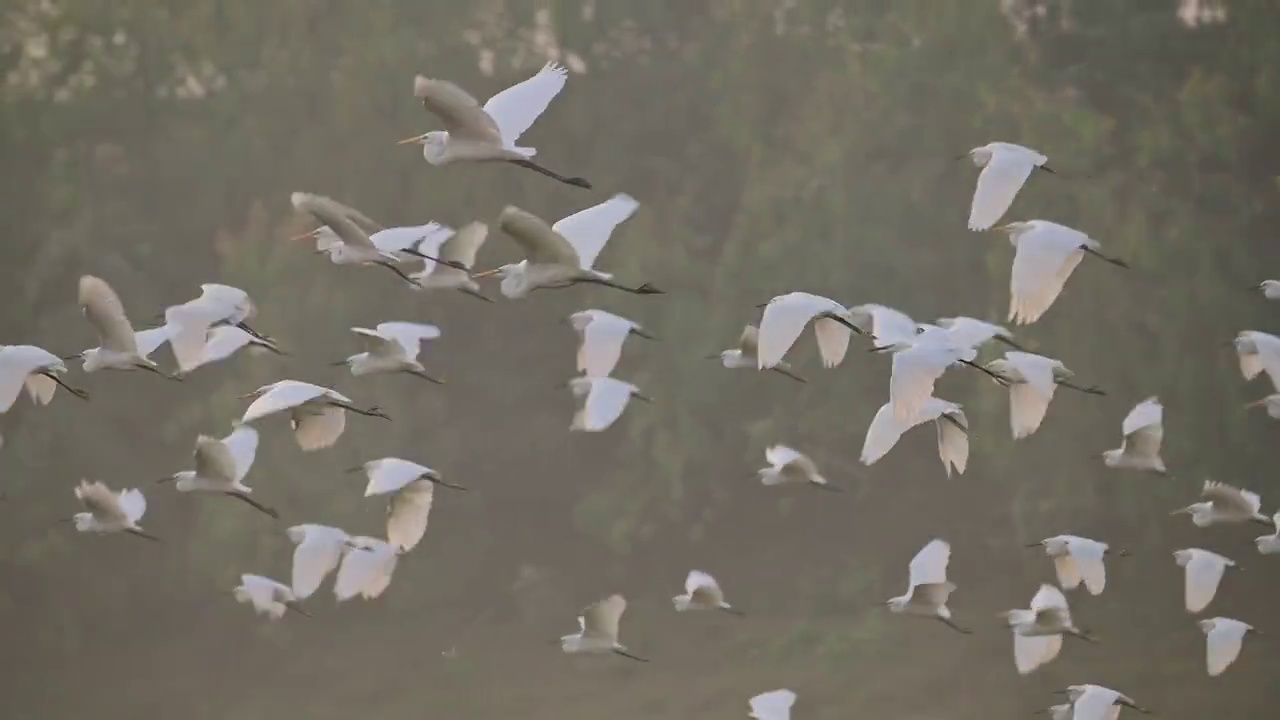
left=285, top=602, right=313, bottom=618
left=810, top=482, right=843, bottom=493
left=632, top=328, right=659, bottom=341
left=1117, top=699, right=1152, bottom=714
left=224, top=492, right=280, bottom=519
left=40, top=371, right=89, bottom=400
left=1067, top=628, right=1099, bottom=643
left=416, top=253, right=470, bottom=271
left=994, top=335, right=1026, bottom=352
left=1082, top=245, right=1130, bottom=269
left=937, top=615, right=972, bottom=634
left=1057, top=380, right=1105, bottom=396
left=408, top=369, right=445, bottom=385
left=254, top=339, right=288, bottom=356
left=236, top=321, right=270, bottom=342
left=959, top=359, right=1011, bottom=386
left=770, top=365, right=808, bottom=383
left=334, top=402, right=390, bottom=420
left=821, top=312, right=867, bottom=335
left=612, top=648, right=649, bottom=662
left=125, top=528, right=162, bottom=542
left=719, top=606, right=746, bottom=617
left=506, top=158, right=592, bottom=189
left=374, top=260, right=421, bottom=285
left=137, top=363, right=183, bottom=382
left=458, top=287, right=495, bottom=303
left=426, top=475, right=468, bottom=492
left=575, top=276, right=665, bottom=295
left=941, top=414, right=968, bottom=433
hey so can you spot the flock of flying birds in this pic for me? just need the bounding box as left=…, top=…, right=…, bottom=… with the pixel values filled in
left=4, top=61, right=1280, bottom=720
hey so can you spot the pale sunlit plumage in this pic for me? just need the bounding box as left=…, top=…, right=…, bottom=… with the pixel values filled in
left=400, top=63, right=590, bottom=188
left=1174, top=548, right=1237, bottom=614
left=1171, top=479, right=1270, bottom=528
left=756, top=292, right=863, bottom=370
left=1058, top=685, right=1151, bottom=720
left=71, top=480, right=157, bottom=541
left=933, top=316, right=1023, bottom=351
left=286, top=524, right=351, bottom=600
left=985, top=351, right=1103, bottom=439
left=0, top=344, right=88, bottom=412
left=570, top=309, right=655, bottom=378
left=77, top=275, right=175, bottom=378
left=758, top=444, right=837, bottom=490
left=158, top=425, right=276, bottom=518
left=334, top=536, right=402, bottom=602
left=872, top=326, right=1007, bottom=422
left=993, top=220, right=1128, bottom=325
left=672, top=570, right=742, bottom=614
left=163, top=283, right=265, bottom=369
left=351, top=457, right=467, bottom=552
left=233, top=574, right=309, bottom=620
left=290, top=192, right=420, bottom=285
left=174, top=325, right=284, bottom=377
left=1027, top=535, right=1118, bottom=596
left=1003, top=583, right=1092, bottom=675
left=239, top=379, right=388, bottom=451
left=1200, top=617, right=1257, bottom=676
left=1255, top=511, right=1280, bottom=554
left=860, top=397, right=969, bottom=478
left=336, top=322, right=443, bottom=384
left=559, top=594, right=647, bottom=661
left=886, top=538, right=969, bottom=633
left=409, top=221, right=492, bottom=301
left=708, top=325, right=806, bottom=382
left=1232, top=330, right=1280, bottom=390
left=847, top=303, right=920, bottom=345
left=964, top=142, right=1051, bottom=231
left=1102, top=397, right=1166, bottom=474
left=748, top=690, right=796, bottom=720
left=567, top=376, right=651, bottom=432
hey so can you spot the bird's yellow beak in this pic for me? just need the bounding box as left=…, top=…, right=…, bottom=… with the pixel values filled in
left=472, top=268, right=502, bottom=279
left=288, top=228, right=320, bottom=242
left=991, top=223, right=1015, bottom=233
left=397, top=133, right=427, bottom=145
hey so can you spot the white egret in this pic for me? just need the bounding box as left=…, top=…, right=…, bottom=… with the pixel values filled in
left=1171, top=480, right=1270, bottom=528
left=707, top=325, right=806, bottom=382
left=290, top=192, right=426, bottom=284
left=1174, top=548, right=1238, bottom=614
left=756, top=292, right=865, bottom=370
left=368, top=221, right=452, bottom=263
left=157, top=425, right=276, bottom=518
left=1200, top=617, right=1258, bottom=676
left=400, top=62, right=590, bottom=188
left=1033, top=704, right=1072, bottom=720
left=1026, top=535, right=1123, bottom=596
left=846, top=303, right=920, bottom=345
left=475, top=200, right=660, bottom=298
left=1102, top=397, right=1167, bottom=474
left=984, top=351, right=1104, bottom=439
left=286, top=524, right=351, bottom=600
left=672, top=570, right=743, bottom=615
left=348, top=457, right=466, bottom=552
left=174, top=325, right=284, bottom=377
left=0, top=344, right=88, bottom=411
left=569, top=309, right=656, bottom=378
left=748, top=690, right=796, bottom=720
left=1233, top=330, right=1280, bottom=389
left=239, top=380, right=388, bottom=451
left=70, top=480, right=158, bottom=541
left=1244, top=393, right=1280, bottom=418
left=69, top=324, right=175, bottom=375
left=333, top=322, right=443, bottom=384
left=871, top=326, right=1010, bottom=421
left=1054, top=685, right=1151, bottom=719
left=1254, top=512, right=1280, bottom=554
left=232, top=574, right=310, bottom=620
left=933, top=316, right=1024, bottom=351
left=1002, top=583, right=1094, bottom=675
left=758, top=444, right=839, bottom=491
left=963, top=142, right=1053, bottom=231
left=75, top=275, right=178, bottom=378
left=886, top=538, right=969, bottom=633
left=1252, top=280, right=1280, bottom=300
left=566, top=376, right=651, bottom=432
left=409, top=221, right=493, bottom=302
left=993, top=220, right=1128, bottom=325
left=860, top=397, right=968, bottom=478
left=334, top=536, right=402, bottom=602
left=163, top=283, right=266, bottom=362
left=559, top=594, right=647, bottom=661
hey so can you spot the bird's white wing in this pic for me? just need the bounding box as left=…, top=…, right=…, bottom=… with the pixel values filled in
left=579, top=378, right=637, bottom=431
left=371, top=224, right=438, bottom=253
left=1053, top=554, right=1083, bottom=591
left=79, top=276, right=139, bottom=355
left=765, top=444, right=806, bottom=469
left=551, top=193, right=640, bottom=272
left=116, top=488, right=147, bottom=523
left=889, top=346, right=957, bottom=421
left=969, top=152, right=1036, bottom=231
left=908, top=539, right=951, bottom=587
left=812, top=317, right=852, bottom=368
left=582, top=594, right=625, bottom=641
left=334, top=546, right=382, bottom=602
left=221, top=425, right=259, bottom=482
left=748, top=689, right=797, bottom=720
left=195, top=326, right=255, bottom=368
left=241, top=381, right=328, bottom=423
left=498, top=206, right=581, bottom=266
left=936, top=409, right=969, bottom=477
left=413, top=75, right=502, bottom=144
left=23, top=373, right=56, bottom=406
left=289, top=527, right=346, bottom=600
left=1122, top=397, right=1164, bottom=456
left=1030, top=583, right=1069, bottom=613
left=193, top=434, right=238, bottom=483
left=757, top=299, right=820, bottom=370
left=359, top=545, right=400, bottom=599
left=375, top=322, right=440, bottom=360
left=578, top=315, right=633, bottom=378
left=1067, top=541, right=1106, bottom=595
left=290, top=192, right=379, bottom=249
left=134, top=325, right=176, bottom=360
left=434, top=221, right=486, bottom=273
left=860, top=402, right=907, bottom=466
left=292, top=406, right=346, bottom=451
left=1071, top=687, right=1119, bottom=720
left=1008, top=236, right=1082, bottom=325
left=1185, top=554, right=1227, bottom=613
left=364, top=458, right=430, bottom=496
left=1014, top=632, right=1062, bottom=675
left=387, top=484, right=434, bottom=552
left=855, top=304, right=918, bottom=345
left=481, top=62, right=568, bottom=147
left=0, top=350, right=40, bottom=412
left=1205, top=620, right=1247, bottom=676
left=685, top=569, right=719, bottom=595
left=75, top=480, right=126, bottom=522
left=1202, top=480, right=1260, bottom=516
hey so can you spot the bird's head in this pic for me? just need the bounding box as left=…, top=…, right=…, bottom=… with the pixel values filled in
left=398, top=131, right=448, bottom=163
left=71, top=513, right=94, bottom=531
left=1100, top=448, right=1122, bottom=467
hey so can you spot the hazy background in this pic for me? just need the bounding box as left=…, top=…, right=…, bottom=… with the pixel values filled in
left=2, top=1, right=1279, bottom=718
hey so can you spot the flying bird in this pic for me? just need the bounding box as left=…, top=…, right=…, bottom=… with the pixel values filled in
left=1174, top=548, right=1237, bottom=614
left=334, top=322, right=444, bottom=384
left=1243, top=393, right=1280, bottom=419
left=173, top=325, right=284, bottom=377
left=158, top=425, right=276, bottom=518
left=963, top=142, right=1053, bottom=231
left=163, top=283, right=267, bottom=364
left=1002, top=583, right=1093, bottom=675
left=69, top=324, right=175, bottom=375
left=1026, top=535, right=1122, bottom=596
left=1102, top=397, right=1167, bottom=474
left=334, top=536, right=403, bottom=602
left=871, top=326, right=1010, bottom=421
left=349, top=457, right=466, bottom=552
left=1251, top=280, right=1280, bottom=300
left=475, top=199, right=660, bottom=298
left=0, top=344, right=88, bottom=412
left=992, top=220, right=1128, bottom=325
left=707, top=325, right=806, bottom=382
left=672, top=570, right=743, bottom=615
left=1171, top=480, right=1270, bottom=527
left=756, top=292, right=864, bottom=370
left=569, top=309, right=655, bottom=378
left=1254, top=512, right=1280, bottom=554
left=559, top=594, right=647, bottom=661
left=1199, top=617, right=1258, bottom=676
left=758, top=444, right=838, bottom=490
left=239, top=380, right=388, bottom=451
left=984, top=351, right=1104, bottom=439
left=286, top=524, right=351, bottom=600
left=748, top=690, right=797, bottom=720
left=76, top=276, right=178, bottom=378
left=1232, top=330, right=1280, bottom=389
left=289, top=193, right=424, bottom=285
left=566, top=376, right=651, bottom=432
left=232, top=574, right=310, bottom=620
left=409, top=221, right=492, bottom=301
left=933, top=316, right=1024, bottom=351
left=886, top=538, right=969, bottom=633
left=400, top=62, right=590, bottom=188
left=1054, top=685, right=1151, bottom=719
left=70, top=480, right=158, bottom=541
left=846, top=303, right=920, bottom=346
left=860, top=397, right=968, bottom=478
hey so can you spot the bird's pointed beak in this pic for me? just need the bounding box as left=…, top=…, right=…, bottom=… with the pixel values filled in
left=992, top=223, right=1016, bottom=233
left=397, top=133, right=427, bottom=145
left=1170, top=506, right=1193, bottom=516
left=329, top=359, right=348, bottom=367
left=344, top=466, right=365, bottom=474
left=703, top=353, right=723, bottom=360
left=155, top=476, right=175, bottom=484
left=472, top=268, right=501, bottom=279
left=1023, top=542, right=1043, bottom=548
left=290, top=229, right=320, bottom=242
left=60, top=353, right=83, bottom=361
left=634, top=393, right=655, bottom=404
